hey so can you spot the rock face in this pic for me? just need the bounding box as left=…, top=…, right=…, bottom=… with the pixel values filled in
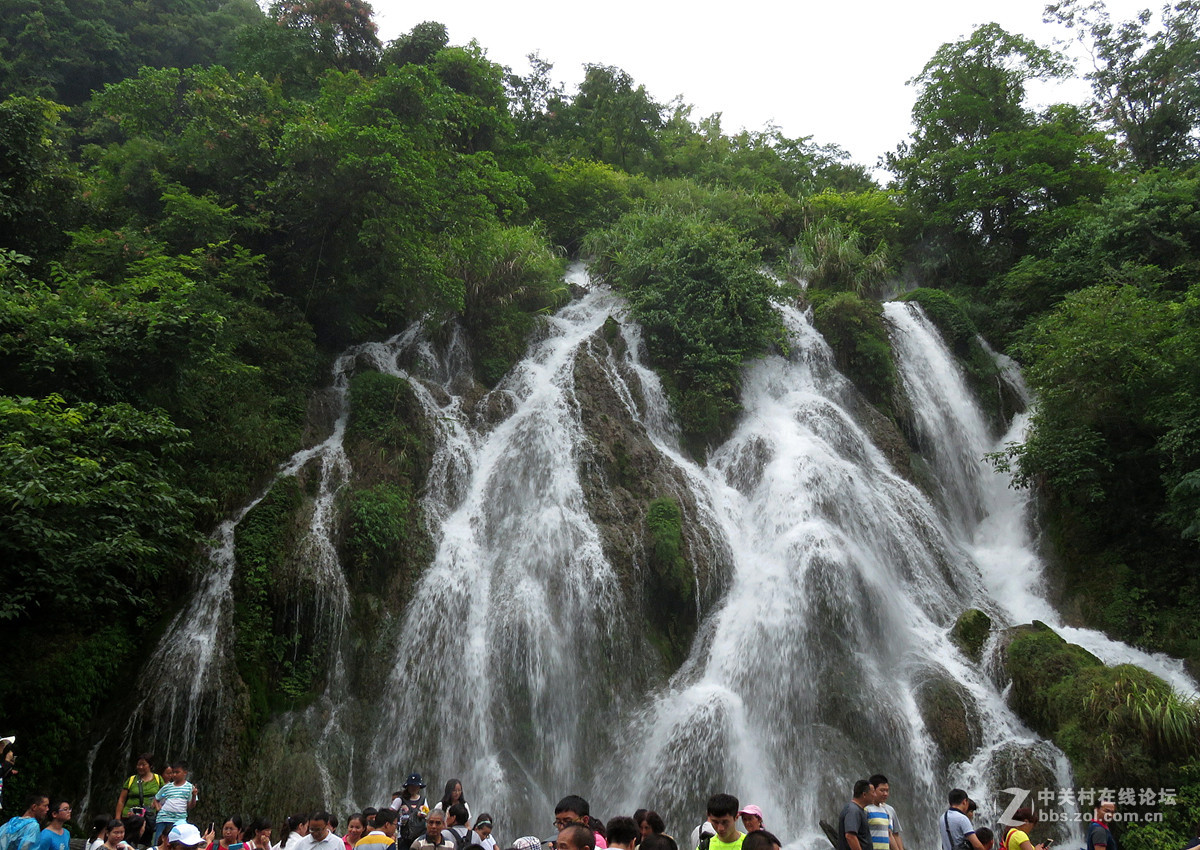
left=913, top=671, right=982, bottom=769
left=951, top=608, right=993, bottom=663
left=572, top=325, right=731, bottom=671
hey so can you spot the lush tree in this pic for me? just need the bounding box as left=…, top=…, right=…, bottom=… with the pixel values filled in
left=0, top=0, right=262, bottom=104
left=269, top=0, right=380, bottom=73
left=524, top=157, right=633, bottom=252
left=382, top=20, right=448, bottom=68
left=1049, top=0, right=1200, bottom=169
left=447, top=223, right=566, bottom=384
left=587, top=208, right=786, bottom=451
left=0, top=393, right=204, bottom=623
left=888, top=24, right=1109, bottom=278
left=0, top=96, right=80, bottom=262
left=561, top=64, right=664, bottom=172
left=787, top=218, right=892, bottom=295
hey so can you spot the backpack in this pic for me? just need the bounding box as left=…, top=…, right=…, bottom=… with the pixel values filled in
left=398, top=815, right=425, bottom=848
left=450, top=828, right=472, bottom=850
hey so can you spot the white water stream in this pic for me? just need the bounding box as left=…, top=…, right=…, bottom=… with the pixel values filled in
left=119, top=267, right=1195, bottom=849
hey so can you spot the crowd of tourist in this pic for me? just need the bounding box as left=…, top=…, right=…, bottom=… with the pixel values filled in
left=0, top=748, right=1144, bottom=850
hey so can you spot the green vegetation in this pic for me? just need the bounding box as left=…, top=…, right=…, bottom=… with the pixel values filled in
left=644, top=497, right=695, bottom=667
left=587, top=209, right=787, bottom=454
left=232, top=475, right=313, bottom=721
left=340, top=371, right=433, bottom=650
left=590, top=212, right=780, bottom=429
left=949, top=608, right=993, bottom=662
left=812, top=292, right=897, bottom=411
left=1005, top=623, right=1200, bottom=791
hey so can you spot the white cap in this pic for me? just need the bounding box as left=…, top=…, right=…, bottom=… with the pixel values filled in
left=169, top=824, right=205, bottom=847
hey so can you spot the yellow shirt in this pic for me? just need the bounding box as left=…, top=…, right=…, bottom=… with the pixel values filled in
left=1005, top=828, right=1030, bottom=850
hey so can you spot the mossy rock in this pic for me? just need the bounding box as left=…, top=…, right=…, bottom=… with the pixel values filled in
left=950, top=608, right=993, bottom=663
left=1001, top=622, right=1196, bottom=789
left=644, top=496, right=697, bottom=668
left=1003, top=621, right=1102, bottom=736
left=812, top=291, right=898, bottom=414
left=914, top=673, right=981, bottom=766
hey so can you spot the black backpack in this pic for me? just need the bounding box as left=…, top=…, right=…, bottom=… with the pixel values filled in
left=450, top=828, right=472, bottom=850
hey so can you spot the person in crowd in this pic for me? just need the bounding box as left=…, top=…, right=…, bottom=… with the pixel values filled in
left=433, top=782, right=469, bottom=823
left=698, top=794, right=743, bottom=850
left=209, top=816, right=244, bottom=850
left=1001, top=808, right=1044, bottom=850
left=118, top=755, right=165, bottom=848
left=274, top=815, right=308, bottom=850
left=357, top=808, right=397, bottom=850
left=396, top=777, right=427, bottom=850
left=686, top=821, right=714, bottom=850
left=35, top=800, right=72, bottom=850
left=975, top=828, right=994, bottom=850
left=409, top=812, right=452, bottom=850
left=168, top=825, right=209, bottom=850
left=1185, top=821, right=1200, bottom=850
left=364, top=813, right=379, bottom=831
left=154, top=764, right=197, bottom=845
left=740, top=833, right=780, bottom=850
left=836, top=782, right=872, bottom=850
left=1085, top=802, right=1117, bottom=850
left=631, top=814, right=647, bottom=846
left=736, top=809, right=762, bottom=837
left=343, top=816, right=365, bottom=850
left=443, top=806, right=470, bottom=849
left=297, top=813, right=340, bottom=850
left=940, top=790, right=984, bottom=850
left=103, top=819, right=134, bottom=850
left=555, top=826, right=593, bottom=850
left=637, top=814, right=667, bottom=846
left=0, top=794, right=49, bottom=850
left=865, top=774, right=903, bottom=850
left=554, top=798, right=605, bottom=850
left=244, top=818, right=273, bottom=850
left=88, top=816, right=113, bottom=850
left=590, top=822, right=607, bottom=848
left=469, top=815, right=495, bottom=850
left=0, top=739, right=18, bottom=812
left=640, top=838, right=675, bottom=850
left=398, top=777, right=427, bottom=821
left=606, top=817, right=638, bottom=850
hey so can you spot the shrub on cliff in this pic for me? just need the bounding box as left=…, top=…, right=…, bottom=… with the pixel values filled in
left=811, top=291, right=897, bottom=411
left=586, top=208, right=786, bottom=454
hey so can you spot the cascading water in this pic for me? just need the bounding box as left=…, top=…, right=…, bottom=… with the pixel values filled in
left=119, top=268, right=1196, bottom=850
left=885, top=302, right=1197, bottom=697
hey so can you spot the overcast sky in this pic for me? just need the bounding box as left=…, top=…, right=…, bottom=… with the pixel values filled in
left=368, top=0, right=1156, bottom=178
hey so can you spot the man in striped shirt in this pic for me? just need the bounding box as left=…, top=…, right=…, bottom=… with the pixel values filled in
left=153, top=764, right=197, bottom=845
left=865, top=775, right=903, bottom=850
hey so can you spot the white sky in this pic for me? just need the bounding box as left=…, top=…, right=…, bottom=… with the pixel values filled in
left=370, top=0, right=1151, bottom=177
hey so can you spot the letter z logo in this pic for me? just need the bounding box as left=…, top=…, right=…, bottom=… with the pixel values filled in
left=998, top=788, right=1031, bottom=827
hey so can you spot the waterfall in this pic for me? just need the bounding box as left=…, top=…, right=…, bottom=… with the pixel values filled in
left=121, top=270, right=1196, bottom=849
left=886, top=302, right=1196, bottom=696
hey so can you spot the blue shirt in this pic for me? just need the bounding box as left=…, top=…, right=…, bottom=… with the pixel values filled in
left=34, top=829, right=69, bottom=850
